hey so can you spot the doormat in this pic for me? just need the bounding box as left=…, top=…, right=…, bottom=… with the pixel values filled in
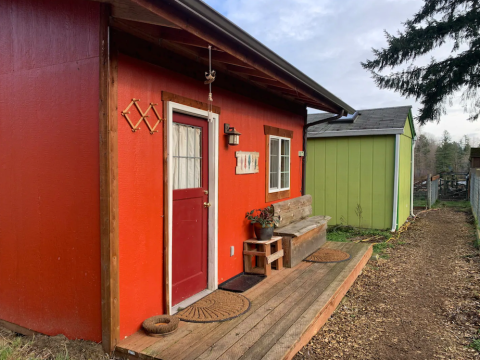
left=176, top=290, right=250, bottom=323
left=304, top=248, right=351, bottom=263
left=219, top=274, right=265, bottom=293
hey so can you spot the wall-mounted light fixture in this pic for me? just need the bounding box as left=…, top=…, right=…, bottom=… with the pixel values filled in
left=224, top=123, right=241, bottom=146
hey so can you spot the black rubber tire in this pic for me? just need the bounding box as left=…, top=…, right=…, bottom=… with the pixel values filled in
left=142, top=315, right=179, bottom=335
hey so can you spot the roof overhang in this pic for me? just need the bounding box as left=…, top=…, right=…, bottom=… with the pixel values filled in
left=308, top=128, right=405, bottom=138
left=172, top=0, right=355, bottom=114
left=93, top=0, right=355, bottom=114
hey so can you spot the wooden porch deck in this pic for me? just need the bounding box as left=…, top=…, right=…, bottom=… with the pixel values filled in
left=115, top=241, right=372, bottom=360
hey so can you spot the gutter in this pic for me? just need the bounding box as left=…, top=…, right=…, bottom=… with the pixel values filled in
left=301, top=111, right=360, bottom=195
left=172, top=0, right=355, bottom=114
left=410, top=136, right=416, bottom=216
left=308, top=128, right=405, bottom=138
left=392, top=134, right=400, bottom=232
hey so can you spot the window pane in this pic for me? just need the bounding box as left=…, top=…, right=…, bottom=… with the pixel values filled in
left=173, top=123, right=202, bottom=190
left=178, top=158, right=187, bottom=189
left=281, top=139, right=290, bottom=189
left=194, top=159, right=201, bottom=188
left=270, top=138, right=279, bottom=189
left=281, top=139, right=289, bottom=156
left=187, top=158, right=195, bottom=188
left=173, top=123, right=179, bottom=156
left=281, top=172, right=289, bottom=188
left=281, top=154, right=289, bottom=172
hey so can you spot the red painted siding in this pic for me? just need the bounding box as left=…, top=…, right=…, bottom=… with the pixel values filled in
left=118, top=55, right=304, bottom=338
left=118, top=56, right=165, bottom=340
left=0, top=0, right=101, bottom=341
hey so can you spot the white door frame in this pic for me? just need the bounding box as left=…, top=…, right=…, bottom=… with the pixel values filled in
left=165, top=101, right=219, bottom=315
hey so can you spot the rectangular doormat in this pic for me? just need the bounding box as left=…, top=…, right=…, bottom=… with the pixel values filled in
left=219, top=273, right=265, bottom=293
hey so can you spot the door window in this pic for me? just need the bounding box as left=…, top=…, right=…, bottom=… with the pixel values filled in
left=172, top=123, right=202, bottom=190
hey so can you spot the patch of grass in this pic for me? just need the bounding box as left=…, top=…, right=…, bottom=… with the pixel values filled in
left=0, top=336, right=27, bottom=360
left=433, top=200, right=471, bottom=211
left=0, top=332, right=78, bottom=360
left=326, top=228, right=356, bottom=242
left=469, top=338, right=480, bottom=352
left=413, top=198, right=427, bottom=207
left=55, top=354, right=70, bottom=360
left=373, top=242, right=395, bottom=254
left=327, top=225, right=391, bottom=243
left=327, top=225, right=396, bottom=259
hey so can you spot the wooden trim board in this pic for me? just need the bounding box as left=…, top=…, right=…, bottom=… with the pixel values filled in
left=0, top=319, right=40, bottom=337
left=264, top=125, right=293, bottom=138
left=162, top=91, right=221, bottom=114
left=281, top=244, right=373, bottom=360
left=99, top=4, right=120, bottom=353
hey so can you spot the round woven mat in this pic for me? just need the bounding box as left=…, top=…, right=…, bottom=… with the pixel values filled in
left=176, top=290, right=250, bottom=323
left=304, top=248, right=351, bottom=263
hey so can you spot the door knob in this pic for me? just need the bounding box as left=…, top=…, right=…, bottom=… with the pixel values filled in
left=204, top=202, right=212, bottom=208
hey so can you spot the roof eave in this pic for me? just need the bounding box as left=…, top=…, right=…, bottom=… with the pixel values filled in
left=170, top=0, right=355, bottom=114
left=307, top=128, right=405, bottom=138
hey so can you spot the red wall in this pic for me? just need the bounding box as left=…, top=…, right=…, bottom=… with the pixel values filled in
left=118, top=56, right=165, bottom=340
left=118, top=55, right=304, bottom=338
left=0, top=0, right=102, bottom=341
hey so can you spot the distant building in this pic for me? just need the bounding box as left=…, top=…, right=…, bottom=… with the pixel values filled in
left=470, top=148, right=480, bottom=168
left=306, top=106, right=416, bottom=230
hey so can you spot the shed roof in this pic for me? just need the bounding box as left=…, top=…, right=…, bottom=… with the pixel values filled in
left=307, top=106, right=413, bottom=138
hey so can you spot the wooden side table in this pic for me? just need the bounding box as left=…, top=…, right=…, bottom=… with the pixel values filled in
left=243, top=236, right=284, bottom=276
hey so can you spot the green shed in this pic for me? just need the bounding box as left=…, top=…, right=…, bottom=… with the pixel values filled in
left=306, top=106, right=416, bottom=231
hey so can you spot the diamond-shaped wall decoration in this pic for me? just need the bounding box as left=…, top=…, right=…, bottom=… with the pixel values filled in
left=121, top=98, right=163, bottom=135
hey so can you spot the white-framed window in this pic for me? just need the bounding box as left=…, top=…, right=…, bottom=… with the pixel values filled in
left=269, top=135, right=290, bottom=192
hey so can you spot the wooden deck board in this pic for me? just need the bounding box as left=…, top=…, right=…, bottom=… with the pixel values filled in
left=177, top=243, right=345, bottom=360
left=262, top=243, right=372, bottom=360
left=150, top=262, right=312, bottom=359
left=115, top=242, right=372, bottom=360
left=245, top=243, right=367, bottom=360
left=168, top=263, right=313, bottom=360
left=216, top=263, right=337, bottom=360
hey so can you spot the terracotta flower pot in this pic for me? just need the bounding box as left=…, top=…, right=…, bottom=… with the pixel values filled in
left=253, top=223, right=274, bottom=241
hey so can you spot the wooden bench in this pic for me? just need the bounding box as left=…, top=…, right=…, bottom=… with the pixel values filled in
left=273, top=195, right=330, bottom=268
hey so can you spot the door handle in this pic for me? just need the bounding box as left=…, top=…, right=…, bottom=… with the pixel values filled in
left=204, top=202, right=212, bottom=208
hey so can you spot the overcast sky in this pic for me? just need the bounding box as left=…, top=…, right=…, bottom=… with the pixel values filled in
left=203, top=0, right=480, bottom=143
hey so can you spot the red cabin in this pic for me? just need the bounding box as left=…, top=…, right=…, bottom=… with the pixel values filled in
left=0, top=0, right=355, bottom=353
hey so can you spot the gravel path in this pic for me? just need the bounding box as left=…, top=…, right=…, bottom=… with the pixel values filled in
left=295, top=208, right=480, bottom=359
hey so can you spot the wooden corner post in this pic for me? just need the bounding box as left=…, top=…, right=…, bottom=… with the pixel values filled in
left=99, top=4, right=120, bottom=354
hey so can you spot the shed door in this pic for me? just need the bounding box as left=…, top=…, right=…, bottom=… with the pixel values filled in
left=171, top=112, right=209, bottom=306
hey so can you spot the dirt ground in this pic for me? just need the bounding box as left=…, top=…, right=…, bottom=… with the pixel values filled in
left=295, top=208, right=480, bottom=359
left=0, top=328, right=111, bottom=360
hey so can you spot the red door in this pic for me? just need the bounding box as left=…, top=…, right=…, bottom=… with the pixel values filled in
left=172, top=112, right=209, bottom=306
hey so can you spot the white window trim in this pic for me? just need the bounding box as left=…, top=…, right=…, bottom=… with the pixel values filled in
left=268, top=135, right=291, bottom=193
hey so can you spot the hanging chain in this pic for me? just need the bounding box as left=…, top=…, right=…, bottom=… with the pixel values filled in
left=204, top=45, right=216, bottom=122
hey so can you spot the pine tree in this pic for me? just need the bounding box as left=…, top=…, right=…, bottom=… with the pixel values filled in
left=415, top=134, right=433, bottom=177
left=362, top=0, right=480, bottom=124
left=435, top=130, right=455, bottom=172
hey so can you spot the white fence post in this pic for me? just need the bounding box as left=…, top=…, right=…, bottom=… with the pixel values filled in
left=427, top=174, right=432, bottom=209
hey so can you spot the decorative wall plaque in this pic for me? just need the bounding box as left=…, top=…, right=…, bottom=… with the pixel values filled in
left=236, top=151, right=259, bottom=174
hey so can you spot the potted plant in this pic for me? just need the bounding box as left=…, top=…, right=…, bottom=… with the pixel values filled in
left=245, top=206, right=279, bottom=241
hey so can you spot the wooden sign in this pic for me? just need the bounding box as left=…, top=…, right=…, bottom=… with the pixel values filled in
left=236, top=151, right=259, bottom=174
